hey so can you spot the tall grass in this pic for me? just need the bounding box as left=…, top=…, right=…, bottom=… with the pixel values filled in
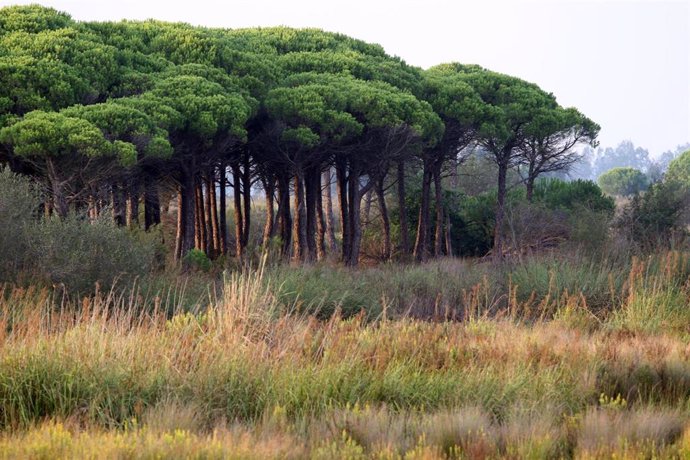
left=2, top=250, right=690, bottom=457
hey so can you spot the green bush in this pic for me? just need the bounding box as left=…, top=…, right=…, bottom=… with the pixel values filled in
left=32, top=213, right=157, bottom=294
left=0, top=166, right=157, bottom=293
left=615, top=182, right=688, bottom=250
left=183, top=249, right=212, bottom=272
left=0, top=167, right=40, bottom=281
left=597, top=167, right=649, bottom=196
left=532, top=178, right=615, bottom=214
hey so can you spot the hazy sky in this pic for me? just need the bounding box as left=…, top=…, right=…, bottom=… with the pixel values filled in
left=2, top=0, right=689, bottom=156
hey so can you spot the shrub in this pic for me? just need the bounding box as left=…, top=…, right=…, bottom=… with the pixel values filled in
left=32, top=213, right=157, bottom=294
left=183, top=249, right=211, bottom=272
left=597, top=167, right=649, bottom=196
left=532, top=178, right=615, bottom=214
left=0, top=167, right=158, bottom=293
left=0, top=166, right=40, bottom=281
left=615, top=182, right=688, bottom=250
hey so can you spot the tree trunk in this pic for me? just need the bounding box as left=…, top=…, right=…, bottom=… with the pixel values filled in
left=144, top=178, right=160, bottom=230
left=232, top=164, right=244, bottom=259
left=363, top=188, right=373, bottom=225
left=87, top=194, right=97, bottom=222
left=304, top=167, right=318, bottom=262
left=175, top=188, right=183, bottom=260
left=444, top=211, right=453, bottom=257
left=261, top=176, right=275, bottom=249
left=322, top=168, right=337, bottom=253
left=413, top=161, right=432, bottom=261
left=397, top=161, right=409, bottom=255
left=111, top=182, right=126, bottom=227
left=316, top=169, right=326, bottom=260
left=43, top=195, right=53, bottom=219
left=125, top=183, right=139, bottom=228
left=178, top=168, right=196, bottom=260
left=241, top=155, right=251, bottom=248
left=292, top=172, right=307, bottom=262
left=46, top=158, right=68, bottom=218
left=336, top=158, right=350, bottom=262
left=376, top=179, right=391, bottom=260
left=433, top=160, right=444, bottom=257
left=218, top=164, right=228, bottom=255
left=206, top=170, right=220, bottom=258
left=276, top=173, right=292, bottom=257
left=345, top=170, right=362, bottom=267
left=194, top=179, right=208, bottom=253
left=494, top=161, right=508, bottom=261
left=526, top=176, right=535, bottom=202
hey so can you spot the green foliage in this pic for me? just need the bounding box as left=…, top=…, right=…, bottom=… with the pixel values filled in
left=665, top=149, right=690, bottom=190
left=0, top=5, right=72, bottom=34
left=532, top=178, right=614, bottom=214
left=183, top=249, right=211, bottom=272
left=0, top=110, right=133, bottom=163
left=32, top=213, right=157, bottom=294
left=0, top=167, right=156, bottom=293
left=597, top=167, right=649, bottom=196
left=615, top=182, right=687, bottom=249
left=0, top=166, right=40, bottom=281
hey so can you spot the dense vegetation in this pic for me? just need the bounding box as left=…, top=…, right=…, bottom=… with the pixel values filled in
left=0, top=5, right=600, bottom=269
left=2, top=5, right=690, bottom=459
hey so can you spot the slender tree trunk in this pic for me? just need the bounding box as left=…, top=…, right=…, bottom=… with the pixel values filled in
left=46, top=158, right=68, bottom=218
left=363, top=188, right=373, bottom=225
left=206, top=170, right=220, bottom=257
left=144, top=178, right=160, bottom=230
left=345, top=170, right=362, bottom=266
left=413, top=161, right=432, bottom=261
left=87, top=194, right=97, bottom=222
left=276, top=173, right=292, bottom=257
left=261, top=176, right=275, bottom=249
left=316, top=169, right=326, bottom=260
left=376, top=179, right=391, bottom=260
left=526, top=176, right=535, bottom=202
left=43, top=195, right=53, bottom=219
left=194, top=179, right=208, bottom=253
left=125, top=177, right=140, bottom=228
left=433, top=160, right=444, bottom=257
left=397, top=160, right=409, bottom=255
left=336, top=158, right=350, bottom=262
left=292, top=172, right=307, bottom=262
left=175, top=188, right=183, bottom=260
left=494, top=161, right=508, bottom=261
left=232, top=164, right=244, bottom=259
left=304, top=167, right=317, bottom=261
left=111, top=182, right=126, bottom=226
left=178, top=168, right=196, bottom=260
left=218, top=163, right=228, bottom=255
left=241, top=155, right=251, bottom=248
left=445, top=211, right=453, bottom=257
left=322, top=168, right=337, bottom=253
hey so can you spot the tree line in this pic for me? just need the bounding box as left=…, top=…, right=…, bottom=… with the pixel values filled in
left=0, top=5, right=599, bottom=266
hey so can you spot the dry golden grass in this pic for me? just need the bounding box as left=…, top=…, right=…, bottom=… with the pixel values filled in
left=1, top=251, right=690, bottom=457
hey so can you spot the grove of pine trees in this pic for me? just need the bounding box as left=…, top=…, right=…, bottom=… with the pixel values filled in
left=0, top=5, right=600, bottom=266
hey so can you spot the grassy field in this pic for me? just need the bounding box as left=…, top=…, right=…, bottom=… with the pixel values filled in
left=2, top=251, right=690, bottom=458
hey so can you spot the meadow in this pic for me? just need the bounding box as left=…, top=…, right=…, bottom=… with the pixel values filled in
left=2, top=250, right=690, bottom=459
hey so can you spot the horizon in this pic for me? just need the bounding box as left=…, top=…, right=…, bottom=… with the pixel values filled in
left=1, top=0, right=688, bottom=157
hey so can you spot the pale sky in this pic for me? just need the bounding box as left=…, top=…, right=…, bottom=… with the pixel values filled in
left=2, top=0, right=689, bottom=156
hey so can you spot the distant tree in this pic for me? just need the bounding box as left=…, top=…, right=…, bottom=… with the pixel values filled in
left=518, top=107, right=599, bottom=201
left=597, top=167, right=649, bottom=196
left=593, top=140, right=651, bottom=178
left=664, top=149, right=690, bottom=190
left=458, top=66, right=558, bottom=258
